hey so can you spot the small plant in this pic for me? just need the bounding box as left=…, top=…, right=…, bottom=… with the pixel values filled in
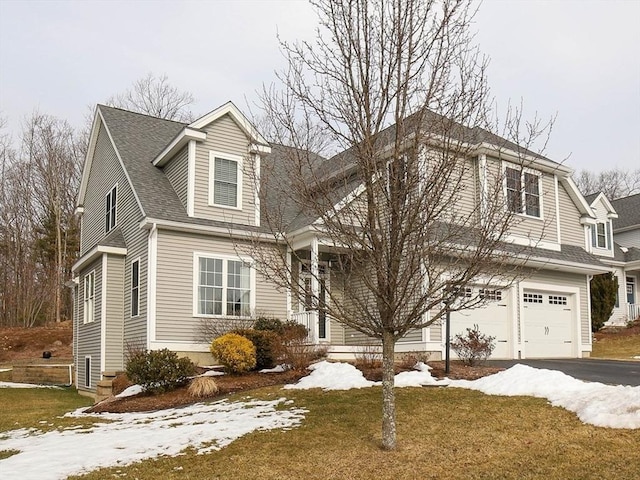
left=398, top=351, right=431, bottom=370
left=210, top=333, right=256, bottom=374
left=188, top=376, right=219, bottom=398
left=451, top=326, right=495, bottom=366
left=254, top=316, right=285, bottom=334
left=233, top=328, right=279, bottom=370
left=125, top=348, right=196, bottom=394
left=354, top=344, right=382, bottom=369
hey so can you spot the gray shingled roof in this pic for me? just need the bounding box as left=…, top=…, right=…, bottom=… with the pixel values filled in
left=98, top=227, right=127, bottom=249
left=584, top=192, right=600, bottom=204
left=611, top=193, right=640, bottom=231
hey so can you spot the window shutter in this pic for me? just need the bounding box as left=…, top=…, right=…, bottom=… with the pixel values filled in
left=605, top=221, right=611, bottom=249
left=591, top=225, right=596, bottom=248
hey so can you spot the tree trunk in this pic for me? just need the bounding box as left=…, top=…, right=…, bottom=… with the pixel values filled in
left=381, top=330, right=397, bottom=450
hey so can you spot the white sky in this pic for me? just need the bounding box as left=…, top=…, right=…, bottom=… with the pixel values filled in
left=1, top=362, right=638, bottom=479
left=0, top=0, right=638, bottom=172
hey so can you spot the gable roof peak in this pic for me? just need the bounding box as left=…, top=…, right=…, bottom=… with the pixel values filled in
left=189, top=101, right=269, bottom=147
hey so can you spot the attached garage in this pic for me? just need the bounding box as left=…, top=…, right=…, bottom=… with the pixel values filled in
left=522, top=290, right=575, bottom=358
left=450, top=287, right=512, bottom=359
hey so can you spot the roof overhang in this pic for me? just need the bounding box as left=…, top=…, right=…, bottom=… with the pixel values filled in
left=473, top=142, right=573, bottom=176
left=559, top=176, right=596, bottom=218
left=152, top=128, right=207, bottom=167
left=139, top=217, right=279, bottom=242
left=73, top=245, right=128, bottom=273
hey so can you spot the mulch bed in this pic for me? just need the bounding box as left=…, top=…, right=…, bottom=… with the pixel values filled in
left=87, top=361, right=503, bottom=414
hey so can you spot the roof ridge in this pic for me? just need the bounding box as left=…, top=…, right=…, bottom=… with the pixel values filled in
left=98, top=104, right=188, bottom=126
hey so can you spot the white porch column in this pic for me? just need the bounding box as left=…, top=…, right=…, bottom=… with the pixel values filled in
left=286, top=246, right=292, bottom=319
left=310, top=236, right=320, bottom=341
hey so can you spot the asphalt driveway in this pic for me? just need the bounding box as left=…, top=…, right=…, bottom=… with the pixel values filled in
left=485, top=358, right=640, bottom=386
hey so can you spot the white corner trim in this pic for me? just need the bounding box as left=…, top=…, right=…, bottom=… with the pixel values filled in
left=554, top=175, right=562, bottom=245
left=478, top=154, right=488, bottom=224
left=100, top=254, right=107, bottom=374
left=286, top=247, right=292, bottom=320
left=187, top=140, right=196, bottom=217
left=152, top=128, right=207, bottom=167
left=254, top=153, right=261, bottom=227
left=147, top=223, right=158, bottom=348
left=77, top=107, right=101, bottom=207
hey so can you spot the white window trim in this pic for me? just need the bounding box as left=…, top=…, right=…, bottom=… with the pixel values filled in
left=131, top=258, right=141, bottom=317
left=591, top=220, right=612, bottom=251
left=502, top=162, right=544, bottom=220
left=105, top=184, right=118, bottom=233
left=83, top=270, right=95, bottom=324
left=192, top=252, right=256, bottom=318
left=208, top=151, right=243, bottom=210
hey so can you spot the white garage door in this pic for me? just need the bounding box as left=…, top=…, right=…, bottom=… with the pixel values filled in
left=522, top=291, right=574, bottom=358
left=450, top=287, right=511, bottom=359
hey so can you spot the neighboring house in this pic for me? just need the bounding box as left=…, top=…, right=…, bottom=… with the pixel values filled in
left=72, top=102, right=611, bottom=395
left=584, top=192, right=640, bottom=326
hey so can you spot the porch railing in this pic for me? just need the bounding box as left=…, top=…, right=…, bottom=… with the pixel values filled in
left=629, top=304, right=640, bottom=322
left=290, top=311, right=319, bottom=344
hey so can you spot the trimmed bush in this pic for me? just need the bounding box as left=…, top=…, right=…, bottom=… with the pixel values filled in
left=451, top=326, right=496, bottom=366
left=233, top=328, right=279, bottom=370
left=125, top=348, right=196, bottom=394
left=254, top=317, right=285, bottom=334
left=210, top=333, right=256, bottom=374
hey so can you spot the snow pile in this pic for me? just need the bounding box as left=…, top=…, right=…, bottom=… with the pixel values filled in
left=451, top=364, right=640, bottom=429
left=0, top=398, right=306, bottom=480
left=260, top=364, right=288, bottom=373
left=115, top=384, right=143, bottom=398
left=0, top=381, right=60, bottom=389
left=285, top=361, right=375, bottom=390
left=284, top=360, right=449, bottom=390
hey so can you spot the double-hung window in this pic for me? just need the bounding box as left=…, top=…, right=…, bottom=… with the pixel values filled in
left=83, top=271, right=95, bottom=324
left=105, top=185, right=117, bottom=233
left=131, top=259, right=140, bottom=317
left=591, top=221, right=611, bottom=250
left=196, top=255, right=252, bottom=317
left=210, top=152, right=242, bottom=209
left=505, top=166, right=541, bottom=218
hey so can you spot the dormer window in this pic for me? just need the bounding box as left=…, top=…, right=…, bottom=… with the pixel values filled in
left=591, top=221, right=611, bottom=250
left=505, top=166, right=541, bottom=218
left=209, top=151, right=243, bottom=209
left=105, top=185, right=117, bottom=233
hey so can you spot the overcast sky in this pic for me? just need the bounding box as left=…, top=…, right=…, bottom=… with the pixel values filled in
left=0, top=0, right=638, bottom=173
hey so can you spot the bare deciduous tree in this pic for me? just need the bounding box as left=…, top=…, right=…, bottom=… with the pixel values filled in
left=106, top=73, right=195, bottom=122
left=573, top=168, right=640, bottom=199
left=244, top=0, right=552, bottom=450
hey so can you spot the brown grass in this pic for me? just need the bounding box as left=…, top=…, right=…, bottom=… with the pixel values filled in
left=0, top=321, right=73, bottom=365
left=593, top=323, right=640, bottom=360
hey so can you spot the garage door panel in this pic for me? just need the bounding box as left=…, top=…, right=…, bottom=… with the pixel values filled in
left=523, top=290, right=574, bottom=358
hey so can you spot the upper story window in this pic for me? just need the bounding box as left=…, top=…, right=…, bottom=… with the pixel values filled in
left=505, top=166, right=541, bottom=218
left=209, top=151, right=243, bottom=209
left=105, top=185, right=117, bottom=233
left=83, top=271, right=95, bottom=324
left=196, top=254, right=252, bottom=317
left=591, top=221, right=611, bottom=250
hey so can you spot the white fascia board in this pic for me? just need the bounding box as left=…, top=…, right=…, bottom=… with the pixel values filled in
left=250, top=143, right=271, bottom=154
left=559, top=176, right=595, bottom=217
left=98, top=109, right=147, bottom=217
left=189, top=101, right=270, bottom=147
left=152, top=128, right=207, bottom=167
left=504, top=234, right=562, bottom=252
left=522, top=256, right=611, bottom=275
left=473, top=143, right=573, bottom=175
left=138, top=217, right=279, bottom=242
left=77, top=107, right=102, bottom=207
left=74, top=206, right=85, bottom=216
left=324, top=182, right=365, bottom=220
left=614, top=225, right=640, bottom=234
left=580, top=216, right=597, bottom=225
left=589, top=192, right=618, bottom=217
left=72, top=245, right=127, bottom=272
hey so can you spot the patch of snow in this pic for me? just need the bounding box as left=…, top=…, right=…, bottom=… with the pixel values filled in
left=284, top=361, right=376, bottom=390
left=632, top=356, right=640, bottom=359
left=450, top=364, right=640, bottom=429
left=260, top=364, right=288, bottom=373
left=0, top=398, right=306, bottom=480
left=198, top=370, right=225, bottom=377
left=115, top=384, right=144, bottom=398
left=0, top=382, right=60, bottom=389
left=0, top=367, right=13, bottom=372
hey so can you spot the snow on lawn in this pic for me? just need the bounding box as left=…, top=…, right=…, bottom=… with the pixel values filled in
left=0, top=381, right=60, bottom=389
left=450, top=364, right=640, bottom=429
left=0, top=398, right=306, bottom=480
left=284, top=360, right=450, bottom=390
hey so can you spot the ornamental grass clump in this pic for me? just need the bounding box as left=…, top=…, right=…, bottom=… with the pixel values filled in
left=210, top=333, right=256, bottom=374
left=188, top=376, right=219, bottom=398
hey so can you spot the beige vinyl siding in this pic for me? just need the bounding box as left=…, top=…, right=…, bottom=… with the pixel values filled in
left=76, top=257, right=102, bottom=391
left=329, top=269, right=345, bottom=344
left=430, top=322, right=442, bottom=342
left=105, top=254, right=125, bottom=372
left=557, top=182, right=585, bottom=247
left=520, top=269, right=591, bottom=347
left=163, top=146, right=189, bottom=211
left=615, top=229, right=640, bottom=248
left=193, top=114, right=256, bottom=225
left=398, top=328, right=422, bottom=343
left=155, top=229, right=287, bottom=343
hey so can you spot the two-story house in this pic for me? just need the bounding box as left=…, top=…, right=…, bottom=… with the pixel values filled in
left=584, top=192, right=640, bottom=325
left=72, top=102, right=610, bottom=396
